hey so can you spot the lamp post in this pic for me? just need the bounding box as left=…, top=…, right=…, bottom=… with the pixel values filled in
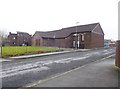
left=53, top=33, right=56, bottom=47
left=75, top=22, right=79, bottom=49
left=1, top=34, right=3, bottom=58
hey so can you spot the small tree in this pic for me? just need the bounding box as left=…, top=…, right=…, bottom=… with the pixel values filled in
left=0, top=30, right=8, bottom=57
left=0, top=30, right=8, bottom=46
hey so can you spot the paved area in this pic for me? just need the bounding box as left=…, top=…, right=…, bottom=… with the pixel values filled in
left=34, top=57, right=119, bottom=87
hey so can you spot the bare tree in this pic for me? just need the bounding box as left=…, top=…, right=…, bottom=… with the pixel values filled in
left=0, top=30, right=8, bottom=46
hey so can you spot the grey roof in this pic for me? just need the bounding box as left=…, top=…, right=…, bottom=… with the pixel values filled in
left=34, top=23, right=102, bottom=39
left=17, top=31, right=29, bottom=35
left=8, top=31, right=31, bottom=38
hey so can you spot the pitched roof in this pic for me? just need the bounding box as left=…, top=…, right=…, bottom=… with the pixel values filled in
left=8, top=33, right=17, bottom=37
left=34, top=23, right=102, bottom=39
left=17, top=31, right=29, bottom=35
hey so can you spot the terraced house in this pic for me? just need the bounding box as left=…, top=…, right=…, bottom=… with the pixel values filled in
left=32, top=23, right=104, bottom=49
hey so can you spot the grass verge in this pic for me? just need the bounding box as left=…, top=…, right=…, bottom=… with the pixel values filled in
left=1, top=46, right=61, bottom=58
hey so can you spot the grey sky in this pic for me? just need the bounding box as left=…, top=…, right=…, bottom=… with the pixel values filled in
left=0, top=0, right=119, bottom=40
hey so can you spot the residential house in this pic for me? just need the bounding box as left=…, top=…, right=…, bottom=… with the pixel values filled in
left=8, top=32, right=32, bottom=46
left=104, top=39, right=116, bottom=48
left=32, top=23, right=104, bottom=49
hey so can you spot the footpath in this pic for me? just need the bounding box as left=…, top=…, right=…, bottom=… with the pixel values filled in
left=29, top=56, right=119, bottom=87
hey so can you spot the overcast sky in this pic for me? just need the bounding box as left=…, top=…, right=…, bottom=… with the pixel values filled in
left=0, top=0, right=119, bottom=40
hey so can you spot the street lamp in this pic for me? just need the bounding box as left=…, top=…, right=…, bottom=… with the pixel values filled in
left=1, top=34, right=3, bottom=58
left=53, top=33, right=56, bottom=47
left=75, top=22, right=79, bottom=49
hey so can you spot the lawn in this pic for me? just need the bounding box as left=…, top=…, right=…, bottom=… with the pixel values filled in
left=1, top=46, right=60, bottom=58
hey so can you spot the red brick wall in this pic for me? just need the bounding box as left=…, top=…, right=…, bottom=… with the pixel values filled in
left=115, top=40, right=120, bottom=68
left=91, top=32, right=104, bottom=48
left=90, top=24, right=104, bottom=48
left=32, top=31, right=104, bottom=49
left=84, top=32, right=91, bottom=48
left=37, top=32, right=103, bottom=49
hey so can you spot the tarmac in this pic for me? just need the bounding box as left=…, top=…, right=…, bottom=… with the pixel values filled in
left=25, top=55, right=119, bottom=87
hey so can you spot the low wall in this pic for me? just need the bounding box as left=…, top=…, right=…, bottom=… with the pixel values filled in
left=115, top=40, right=120, bottom=68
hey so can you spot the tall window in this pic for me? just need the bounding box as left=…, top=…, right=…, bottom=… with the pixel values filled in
left=73, top=41, right=75, bottom=48
left=81, top=34, right=84, bottom=41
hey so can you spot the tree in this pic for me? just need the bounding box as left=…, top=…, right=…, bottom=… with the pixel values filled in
left=0, top=30, right=8, bottom=46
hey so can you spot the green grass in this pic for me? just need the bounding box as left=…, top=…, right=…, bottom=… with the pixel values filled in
left=1, top=46, right=60, bottom=58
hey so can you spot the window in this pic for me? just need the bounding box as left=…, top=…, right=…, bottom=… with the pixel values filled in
left=81, top=34, right=84, bottom=41
left=77, top=41, right=79, bottom=46
left=73, top=41, right=75, bottom=47
left=13, top=37, right=16, bottom=40
left=73, top=34, right=78, bottom=37
left=13, top=42, right=15, bottom=44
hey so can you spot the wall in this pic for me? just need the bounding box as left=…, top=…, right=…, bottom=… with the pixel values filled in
left=32, top=31, right=104, bottom=49
left=91, top=25, right=104, bottom=48
left=17, top=34, right=31, bottom=46
left=42, top=32, right=92, bottom=49
left=41, top=34, right=74, bottom=48
left=8, top=35, right=17, bottom=46
left=115, top=40, right=120, bottom=68
left=91, top=33, right=104, bottom=48
left=84, top=32, right=91, bottom=49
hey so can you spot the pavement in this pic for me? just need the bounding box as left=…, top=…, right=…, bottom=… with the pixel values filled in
left=29, top=55, right=120, bottom=87
left=9, top=49, right=91, bottom=59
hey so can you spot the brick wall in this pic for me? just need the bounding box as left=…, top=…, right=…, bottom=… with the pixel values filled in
left=32, top=31, right=104, bottom=49
left=115, top=40, right=120, bottom=68
left=91, top=33, right=104, bottom=48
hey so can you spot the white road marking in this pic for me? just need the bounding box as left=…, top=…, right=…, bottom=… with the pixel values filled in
left=1, top=66, right=50, bottom=78
left=1, top=55, right=91, bottom=78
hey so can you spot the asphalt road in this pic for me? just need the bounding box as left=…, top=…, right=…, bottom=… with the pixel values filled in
left=1, top=48, right=116, bottom=88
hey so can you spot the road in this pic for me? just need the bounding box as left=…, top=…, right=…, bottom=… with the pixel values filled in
left=1, top=48, right=115, bottom=88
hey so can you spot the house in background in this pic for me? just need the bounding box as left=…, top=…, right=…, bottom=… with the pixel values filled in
left=104, top=39, right=116, bottom=48
left=8, top=31, right=32, bottom=46
left=32, top=23, right=104, bottom=49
